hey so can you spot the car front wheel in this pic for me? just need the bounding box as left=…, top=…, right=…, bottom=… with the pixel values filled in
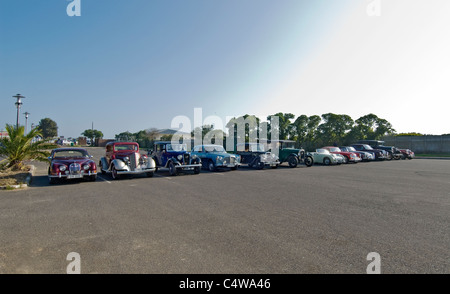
left=168, top=161, right=178, bottom=176
left=208, top=160, right=216, bottom=172
left=288, top=156, right=298, bottom=168
left=323, top=157, right=331, bottom=165
left=304, top=156, right=313, bottom=167
left=111, top=165, right=120, bottom=180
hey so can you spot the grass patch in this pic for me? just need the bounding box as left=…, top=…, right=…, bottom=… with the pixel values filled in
left=415, top=153, right=450, bottom=157
left=0, top=166, right=31, bottom=187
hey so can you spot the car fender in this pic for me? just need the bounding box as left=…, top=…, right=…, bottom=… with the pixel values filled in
left=111, top=159, right=126, bottom=170
left=165, top=158, right=180, bottom=168
left=100, top=157, right=109, bottom=171
left=146, top=157, right=156, bottom=169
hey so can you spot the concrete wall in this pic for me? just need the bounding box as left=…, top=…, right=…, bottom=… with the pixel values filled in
left=382, top=136, right=450, bottom=153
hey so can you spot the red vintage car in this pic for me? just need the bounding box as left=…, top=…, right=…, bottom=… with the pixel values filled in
left=322, top=146, right=362, bottom=164
left=399, top=148, right=415, bottom=159
left=48, top=148, right=97, bottom=184
left=99, top=141, right=156, bottom=179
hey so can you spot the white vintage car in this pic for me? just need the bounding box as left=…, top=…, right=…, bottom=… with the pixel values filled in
left=309, top=149, right=343, bottom=165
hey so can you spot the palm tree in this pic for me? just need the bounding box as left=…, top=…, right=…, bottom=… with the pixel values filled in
left=0, top=124, right=56, bottom=170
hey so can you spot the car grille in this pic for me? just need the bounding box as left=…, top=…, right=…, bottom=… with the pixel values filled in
left=183, top=153, right=190, bottom=165
left=130, top=154, right=137, bottom=171
left=69, top=163, right=81, bottom=175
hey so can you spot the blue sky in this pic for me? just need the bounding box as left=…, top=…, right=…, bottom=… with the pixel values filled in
left=1, top=0, right=449, bottom=138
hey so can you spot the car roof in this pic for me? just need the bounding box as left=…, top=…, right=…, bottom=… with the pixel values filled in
left=106, top=141, right=138, bottom=145
left=155, top=141, right=186, bottom=144
left=53, top=147, right=87, bottom=152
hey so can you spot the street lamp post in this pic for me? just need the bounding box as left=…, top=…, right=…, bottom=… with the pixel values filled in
left=13, top=94, right=25, bottom=129
left=24, top=112, right=30, bottom=134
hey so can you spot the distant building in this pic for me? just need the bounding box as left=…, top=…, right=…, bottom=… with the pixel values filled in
left=0, top=131, right=9, bottom=139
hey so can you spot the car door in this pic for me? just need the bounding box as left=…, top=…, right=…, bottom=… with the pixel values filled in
left=154, top=144, right=166, bottom=167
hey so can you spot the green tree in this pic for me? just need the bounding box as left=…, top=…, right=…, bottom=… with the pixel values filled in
left=115, top=131, right=135, bottom=142
left=396, top=132, right=423, bottom=136
left=317, top=113, right=354, bottom=146
left=38, top=118, right=58, bottom=139
left=82, top=129, right=104, bottom=146
left=0, top=124, right=56, bottom=170
left=267, top=113, right=295, bottom=140
left=291, top=115, right=322, bottom=150
left=347, top=114, right=396, bottom=143
left=226, top=115, right=261, bottom=148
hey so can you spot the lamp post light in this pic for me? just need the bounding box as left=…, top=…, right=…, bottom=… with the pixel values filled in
left=24, top=112, right=30, bottom=134
left=13, top=94, right=25, bottom=129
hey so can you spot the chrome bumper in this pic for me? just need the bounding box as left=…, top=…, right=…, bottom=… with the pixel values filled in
left=176, top=163, right=202, bottom=170
left=116, top=168, right=156, bottom=175
left=49, top=171, right=97, bottom=178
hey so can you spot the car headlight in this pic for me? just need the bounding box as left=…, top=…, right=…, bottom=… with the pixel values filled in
left=124, top=156, right=130, bottom=163
left=59, top=165, right=67, bottom=172
left=192, top=154, right=197, bottom=159
left=216, top=156, right=224, bottom=162
left=177, top=155, right=183, bottom=161
left=83, top=164, right=90, bottom=170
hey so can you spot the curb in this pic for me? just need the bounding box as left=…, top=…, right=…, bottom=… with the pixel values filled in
left=0, top=165, right=35, bottom=190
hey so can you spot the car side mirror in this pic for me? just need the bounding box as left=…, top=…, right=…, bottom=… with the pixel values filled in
left=48, top=156, right=52, bottom=161
left=89, top=155, right=93, bottom=158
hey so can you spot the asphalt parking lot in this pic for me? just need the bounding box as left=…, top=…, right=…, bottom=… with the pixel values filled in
left=0, top=147, right=449, bottom=274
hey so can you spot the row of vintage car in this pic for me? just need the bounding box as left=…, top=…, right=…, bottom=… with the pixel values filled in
left=47, top=140, right=415, bottom=184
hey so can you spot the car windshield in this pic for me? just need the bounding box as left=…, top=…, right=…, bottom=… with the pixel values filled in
left=167, top=144, right=187, bottom=151
left=53, top=150, right=89, bottom=158
left=363, top=144, right=373, bottom=150
left=115, top=144, right=137, bottom=151
left=345, top=147, right=356, bottom=152
left=204, top=145, right=226, bottom=153
left=329, top=147, right=341, bottom=152
left=282, top=141, right=295, bottom=149
left=316, top=149, right=330, bottom=154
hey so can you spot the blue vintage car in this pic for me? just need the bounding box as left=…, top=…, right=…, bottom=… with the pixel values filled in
left=148, top=142, right=202, bottom=176
left=191, top=144, right=241, bottom=172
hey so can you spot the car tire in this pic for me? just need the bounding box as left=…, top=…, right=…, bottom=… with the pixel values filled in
left=323, top=157, right=331, bottom=165
left=288, top=156, right=298, bottom=168
left=111, top=165, right=120, bottom=180
left=304, top=156, right=313, bottom=167
left=256, top=160, right=264, bottom=170
left=208, top=160, right=216, bottom=172
left=168, top=161, right=178, bottom=176
left=88, top=175, right=97, bottom=182
left=343, top=156, right=349, bottom=164
left=194, top=166, right=201, bottom=174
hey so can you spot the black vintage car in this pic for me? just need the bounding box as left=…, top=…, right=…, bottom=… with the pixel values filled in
left=351, top=144, right=387, bottom=161
left=234, top=143, right=280, bottom=169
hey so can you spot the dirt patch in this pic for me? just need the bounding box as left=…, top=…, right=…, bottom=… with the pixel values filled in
left=0, top=166, right=31, bottom=187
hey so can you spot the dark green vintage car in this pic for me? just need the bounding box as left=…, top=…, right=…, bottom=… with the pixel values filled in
left=262, top=140, right=313, bottom=168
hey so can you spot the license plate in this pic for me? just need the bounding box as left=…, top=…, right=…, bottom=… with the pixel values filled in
left=68, top=174, right=82, bottom=179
